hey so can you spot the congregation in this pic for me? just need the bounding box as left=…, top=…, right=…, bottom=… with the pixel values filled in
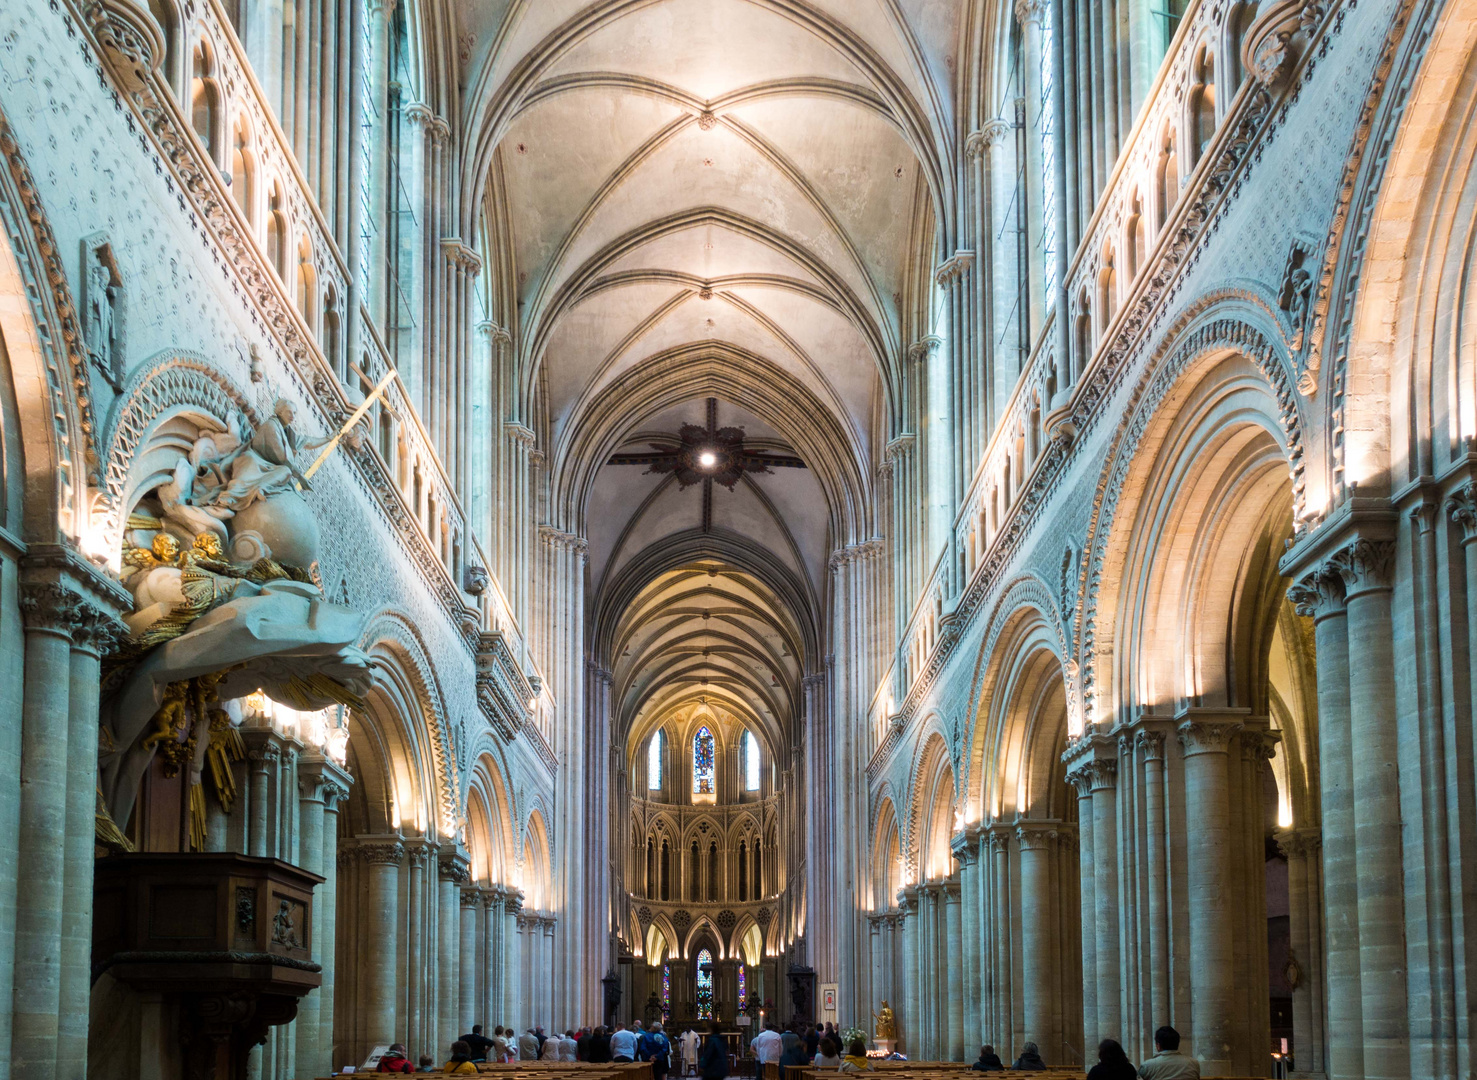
left=364, top=1020, right=1206, bottom=1080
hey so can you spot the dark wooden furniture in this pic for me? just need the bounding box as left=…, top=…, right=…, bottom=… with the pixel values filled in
left=93, top=852, right=324, bottom=1080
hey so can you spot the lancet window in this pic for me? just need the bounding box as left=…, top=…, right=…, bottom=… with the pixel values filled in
left=696, top=948, right=714, bottom=1020
left=692, top=726, right=716, bottom=801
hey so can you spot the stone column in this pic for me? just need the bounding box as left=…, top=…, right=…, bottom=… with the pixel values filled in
left=1177, top=712, right=1244, bottom=1075
left=13, top=578, right=79, bottom=1080
left=359, top=840, right=405, bottom=1056
left=953, top=830, right=982, bottom=1049
left=317, top=769, right=350, bottom=1075
left=1331, top=539, right=1409, bottom=1080
left=486, top=888, right=505, bottom=1027
left=508, top=898, right=525, bottom=1028
left=461, top=887, right=481, bottom=1030
left=898, top=889, right=919, bottom=1055
left=868, top=915, right=884, bottom=1030
left=1087, top=747, right=1116, bottom=1046
left=944, top=879, right=964, bottom=1061
left=58, top=594, right=125, bottom=1080
left=1016, top=823, right=1059, bottom=1064
left=439, top=851, right=469, bottom=1053
left=406, top=842, right=430, bottom=1051
left=293, top=755, right=330, bottom=1080
left=1135, top=728, right=1171, bottom=1048
left=1277, top=827, right=1326, bottom=1076
left=543, top=917, right=558, bottom=1022
left=988, top=827, right=1012, bottom=1051
left=247, top=741, right=280, bottom=857
left=1062, top=766, right=1096, bottom=1053
left=1289, top=566, right=1361, bottom=1080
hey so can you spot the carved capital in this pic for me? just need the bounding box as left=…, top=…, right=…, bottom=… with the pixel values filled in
left=461, top=887, right=483, bottom=909
left=359, top=841, right=406, bottom=867
left=1177, top=719, right=1242, bottom=756
left=1447, top=483, right=1477, bottom=543
left=1066, top=767, right=1094, bottom=798
left=18, top=582, right=83, bottom=637
left=538, top=525, right=588, bottom=556
left=906, top=337, right=941, bottom=364
left=1135, top=729, right=1166, bottom=761
left=1014, top=822, right=1059, bottom=852
left=1014, top=0, right=1048, bottom=26
left=935, top=251, right=975, bottom=286
left=1287, top=567, right=1346, bottom=619
left=71, top=602, right=129, bottom=655
left=440, top=858, right=470, bottom=885
left=1328, top=538, right=1395, bottom=597
left=1085, top=758, right=1117, bottom=791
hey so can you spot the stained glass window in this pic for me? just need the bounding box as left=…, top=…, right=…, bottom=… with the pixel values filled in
left=662, top=963, right=671, bottom=1020
left=742, top=730, right=760, bottom=791
left=693, top=726, right=715, bottom=799
left=696, top=948, right=714, bottom=1020
left=738, top=964, right=747, bottom=1008
left=648, top=730, right=663, bottom=789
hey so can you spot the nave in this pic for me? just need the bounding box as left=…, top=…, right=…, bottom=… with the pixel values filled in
left=0, top=0, right=1469, bottom=1077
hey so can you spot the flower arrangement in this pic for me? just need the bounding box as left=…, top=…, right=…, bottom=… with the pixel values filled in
left=840, top=1026, right=867, bottom=1048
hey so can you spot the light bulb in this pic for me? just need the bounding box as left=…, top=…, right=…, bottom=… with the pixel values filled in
left=698, top=451, right=716, bottom=468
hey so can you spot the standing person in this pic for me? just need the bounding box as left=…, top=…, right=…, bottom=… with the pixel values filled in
left=518, top=1027, right=540, bottom=1060
left=541, top=1033, right=561, bottom=1060
left=971, top=1045, right=1004, bottom=1071
left=681, top=1026, right=702, bottom=1076
left=804, top=1025, right=820, bottom=1061
left=460, top=1024, right=494, bottom=1062
left=779, top=1031, right=807, bottom=1078
left=577, top=1028, right=593, bottom=1061
left=700, top=1021, right=729, bottom=1080
left=560, top=1029, right=579, bottom=1061
left=750, top=1021, right=783, bottom=1080
left=1011, top=1042, right=1046, bottom=1071
left=1085, top=1039, right=1136, bottom=1080
left=592, top=1026, right=614, bottom=1063
left=610, top=1021, right=640, bottom=1063
left=643, top=1021, right=673, bottom=1080
left=1137, top=1026, right=1201, bottom=1080
left=535, top=1025, right=548, bottom=1053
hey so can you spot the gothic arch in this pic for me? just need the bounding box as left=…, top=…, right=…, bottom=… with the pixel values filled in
left=901, top=730, right=953, bottom=882
left=1077, top=302, right=1306, bottom=722
left=0, top=107, right=109, bottom=541
left=966, top=590, right=1073, bottom=824
left=963, top=574, right=1074, bottom=810
left=522, top=808, right=553, bottom=910
left=1327, top=0, right=1477, bottom=494
left=465, top=749, right=518, bottom=885
left=358, top=610, right=459, bottom=835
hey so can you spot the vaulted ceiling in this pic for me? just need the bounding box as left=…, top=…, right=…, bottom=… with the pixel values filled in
left=457, top=0, right=966, bottom=744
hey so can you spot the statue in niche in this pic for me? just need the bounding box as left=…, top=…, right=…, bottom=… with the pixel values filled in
left=100, top=403, right=372, bottom=831
left=82, top=236, right=124, bottom=389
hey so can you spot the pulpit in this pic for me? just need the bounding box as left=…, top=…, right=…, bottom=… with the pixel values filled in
left=93, top=852, right=323, bottom=1080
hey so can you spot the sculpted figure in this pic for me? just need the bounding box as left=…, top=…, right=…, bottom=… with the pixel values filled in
left=874, top=1001, right=895, bottom=1040
left=102, top=404, right=369, bottom=829
left=198, top=398, right=331, bottom=513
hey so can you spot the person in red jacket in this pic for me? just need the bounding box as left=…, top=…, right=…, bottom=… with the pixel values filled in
left=378, top=1044, right=415, bottom=1073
